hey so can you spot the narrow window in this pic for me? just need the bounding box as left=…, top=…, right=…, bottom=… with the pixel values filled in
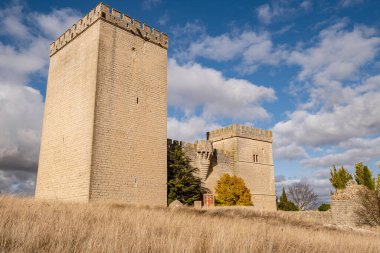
left=253, top=155, right=259, bottom=163
left=101, top=12, right=106, bottom=18
left=137, top=97, right=139, bottom=104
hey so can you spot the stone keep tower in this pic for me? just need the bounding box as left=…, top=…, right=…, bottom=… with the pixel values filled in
left=35, top=3, right=168, bottom=206
left=207, top=124, right=276, bottom=210
left=167, top=124, right=276, bottom=210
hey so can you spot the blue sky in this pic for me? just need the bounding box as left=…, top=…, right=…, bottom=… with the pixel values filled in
left=1, top=0, right=380, bottom=202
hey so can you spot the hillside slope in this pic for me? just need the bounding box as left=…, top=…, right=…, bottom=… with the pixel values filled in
left=0, top=196, right=379, bottom=253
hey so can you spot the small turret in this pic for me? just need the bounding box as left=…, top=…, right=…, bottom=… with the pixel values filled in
left=194, top=140, right=213, bottom=180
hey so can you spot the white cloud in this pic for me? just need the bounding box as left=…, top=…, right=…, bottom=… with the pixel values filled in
left=275, top=174, right=332, bottom=203
left=168, top=117, right=221, bottom=142
left=31, top=8, right=82, bottom=39
left=273, top=22, right=380, bottom=167
left=0, top=39, right=49, bottom=85
left=171, top=21, right=206, bottom=37
left=168, top=59, right=276, bottom=122
left=300, top=0, right=312, bottom=10
left=167, top=59, right=277, bottom=142
left=0, top=5, right=29, bottom=38
left=0, top=170, right=35, bottom=195
left=0, top=3, right=81, bottom=86
left=256, top=1, right=312, bottom=25
left=302, top=137, right=380, bottom=168
left=256, top=4, right=272, bottom=24
left=339, top=0, right=364, bottom=7
left=142, top=0, right=162, bottom=10
left=0, top=2, right=81, bottom=195
left=175, top=30, right=288, bottom=73
left=274, top=80, right=380, bottom=149
left=274, top=142, right=308, bottom=160
left=288, top=22, right=380, bottom=84
left=158, top=12, right=170, bottom=26
left=274, top=84, right=380, bottom=148
left=0, top=85, right=43, bottom=173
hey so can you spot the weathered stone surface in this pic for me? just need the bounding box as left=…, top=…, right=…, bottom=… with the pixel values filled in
left=168, top=124, right=276, bottom=211
left=331, top=180, right=365, bottom=226
left=169, top=200, right=183, bottom=208
left=194, top=201, right=202, bottom=209
left=35, top=3, right=168, bottom=206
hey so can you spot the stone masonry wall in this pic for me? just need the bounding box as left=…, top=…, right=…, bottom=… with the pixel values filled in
left=167, top=139, right=234, bottom=193
left=331, top=182, right=364, bottom=226
left=204, top=149, right=234, bottom=193
left=36, top=3, right=168, bottom=206
left=209, top=125, right=276, bottom=210
left=49, top=3, right=168, bottom=56
left=168, top=123, right=276, bottom=211
left=89, top=18, right=167, bottom=206
left=35, top=21, right=101, bottom=201
left=235, top=137, right=276, bottom=210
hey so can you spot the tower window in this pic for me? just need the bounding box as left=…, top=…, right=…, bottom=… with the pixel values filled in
left=136, top=97, right=138, bottom=104
left=253, top=154, right=259, bottom=163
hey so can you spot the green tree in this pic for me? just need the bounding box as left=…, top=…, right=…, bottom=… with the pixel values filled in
left=215, top=174, right=253, bottom=206
left=280, top=187, right=288, bottom=203
left=167, top=144, right=205, bottom=205
left=329, top=165, right=353, bottom=190
left=377, top=175, right=380, bottom=191
left=355, top=162, right=375, bottom=190
left=355, top=163, right=380, bottom=226
left=277, top=187, right=299, bottom=211
left=318, top=203, right=331, bottom=211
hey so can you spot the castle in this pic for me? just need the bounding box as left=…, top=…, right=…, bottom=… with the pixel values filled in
left=169, top=124, right=276, bottom=210
left=35, top=3, right=276, bottom=210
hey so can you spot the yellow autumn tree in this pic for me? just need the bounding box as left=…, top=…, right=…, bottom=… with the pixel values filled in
left=215, top=173, right=253, bottom=206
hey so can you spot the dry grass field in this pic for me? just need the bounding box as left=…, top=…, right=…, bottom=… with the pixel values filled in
left=0, top=196, right=379, bottom=253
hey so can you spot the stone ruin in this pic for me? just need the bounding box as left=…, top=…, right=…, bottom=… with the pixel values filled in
left=331, top=180, right=365, bottom=226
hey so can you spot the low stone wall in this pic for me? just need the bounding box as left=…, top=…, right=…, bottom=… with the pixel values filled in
left=330, top=181, right=365, bottom=226
left=331, top=199, right=361, bottom=226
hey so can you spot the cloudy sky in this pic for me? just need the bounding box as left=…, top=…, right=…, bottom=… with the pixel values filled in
left=1, top=0, right=379, bottom=202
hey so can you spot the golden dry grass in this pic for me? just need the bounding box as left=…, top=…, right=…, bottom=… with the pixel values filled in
left=0, top=196, right=379, bottom=253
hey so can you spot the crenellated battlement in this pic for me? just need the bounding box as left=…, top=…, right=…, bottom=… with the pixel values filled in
left=167, top=139, right=213, bottom=151
left=194, top=139, right=213, bottom=153
left=49, top=2, right=169, bottom=56
left=207, top=124, right=272, bottom=143
left=167, top=139, right=195, bottom=150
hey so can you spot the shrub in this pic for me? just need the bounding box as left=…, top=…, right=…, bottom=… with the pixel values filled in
left=318, top=203, right=331, bottom=212
left=215, top=174, right=253, bottom=206
left=355, top=162, right=375, bottom=190
left=329, top=165, right=352, bottom=190
left=356, top=188, right=380, bottom=226
left=277, top=187, right=299, bottom=211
